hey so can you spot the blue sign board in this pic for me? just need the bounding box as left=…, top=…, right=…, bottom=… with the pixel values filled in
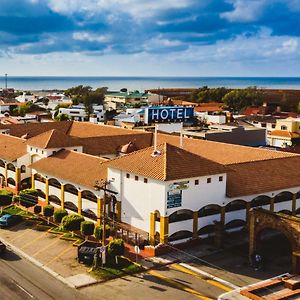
left=167, top=190, right=182, bottom=209
left=144, top=106, right=194, bottom=124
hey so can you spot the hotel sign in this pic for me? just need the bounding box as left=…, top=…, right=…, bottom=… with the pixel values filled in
left=144, top=107, right=194, bottom=124
left=167, top=181, right=189, bottom=209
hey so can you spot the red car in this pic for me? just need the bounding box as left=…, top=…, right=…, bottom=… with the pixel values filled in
left=0, top=241, right=6, bottom=255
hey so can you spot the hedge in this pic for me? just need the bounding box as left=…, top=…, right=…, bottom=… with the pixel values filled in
left=61, top=214, right=85, bottom=232
left=19, top=189, right=38, bottom=208
left=43, top=205, right=54, bottom=218
left=53, top=209, right=68, bottom=223
left=34, top=205, right=42, bottom=215
left=108, top=239, right=125, bottom=258
left=80, top=221, right=95, bottom=237
left=94, top=225, right=110, bottom=240
left=0, top=190, right=13, bottom=208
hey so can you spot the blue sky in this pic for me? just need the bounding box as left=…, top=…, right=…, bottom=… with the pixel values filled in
left=0, top=0, right=300, bottom=76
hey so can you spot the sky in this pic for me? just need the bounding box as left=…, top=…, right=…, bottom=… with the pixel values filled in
left=0, top=0, right=300, bottom=76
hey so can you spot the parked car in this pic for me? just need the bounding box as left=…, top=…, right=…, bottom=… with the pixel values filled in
left=0, top=214, right=22, bottom=228
left=0, top=241, right=6, bottom=255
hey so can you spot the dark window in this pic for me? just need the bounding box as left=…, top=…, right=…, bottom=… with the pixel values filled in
left=42, top=150, right=44, bottom=154
left=144, top=178, right=148, bottom=183
left=207, top=178, right=211, bottom=184
left=20, top=165, right=26, bottom=173
left=261, top=123, right=266, bottom=128
left=281, top=125, right=287, bottom=130
left=135, top=176, right=138, bottom=181
left=126, top=173, right=130, bottom=179
left=74, top=149, right=77, bottom=151
left=36, top=149, right=38, bottom=153
left=195, top=179, right=199, bottom=185
left=219, top=176, right=223, bottom=182
left=272, top=124, right=276, bottom=129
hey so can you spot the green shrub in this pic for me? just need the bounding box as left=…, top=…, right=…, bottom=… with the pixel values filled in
left=61, top=214, right=85, bottom=232
left=34, top=205, right=42, bottom=215
left=0, top=190, right=13, bottom=213
left=108, top=239, right=125, bottom=258
left=80, top=221, right=95, bottom=237
left=53, top=209, right=68, bottom=223
left=43, top=205, right=54, bottom=218
left=19, top=189, right=38, bottom=209
left=94, top=225, right=110, bottom=240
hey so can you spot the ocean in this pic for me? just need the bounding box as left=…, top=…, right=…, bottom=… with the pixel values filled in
left=2, top=76, right=300, bottom=91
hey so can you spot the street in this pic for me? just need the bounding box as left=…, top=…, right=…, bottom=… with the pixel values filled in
left=0, top=248, right=83, bottom=300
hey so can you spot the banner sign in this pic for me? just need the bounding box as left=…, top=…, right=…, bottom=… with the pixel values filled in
left=144, top=106, right=194, bottom=124
left=166, top=181, right=189, bottom=209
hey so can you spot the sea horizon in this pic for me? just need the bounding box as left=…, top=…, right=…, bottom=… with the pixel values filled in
left=1, top=76, right=300, bottom=91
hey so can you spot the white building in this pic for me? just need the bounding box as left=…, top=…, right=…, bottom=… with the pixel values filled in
left=58, top=104, right=104, bottom=123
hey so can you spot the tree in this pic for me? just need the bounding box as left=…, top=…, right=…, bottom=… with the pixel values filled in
left=43, top=205, right=54, bottom=225
left=55, top=113, right=70, bottom=121
left=0, top=190, right=13, bottom=214
left=94, top=225, right=110, bottom=241
left=108, top=239, right=125, bottom=264
left=61, top=214, right=85, bottom=236
left=19, top=189, right=38, bottom=211
left=80, top=221, right=95, bottom=240
left=53, top=209, right=68, bottom=223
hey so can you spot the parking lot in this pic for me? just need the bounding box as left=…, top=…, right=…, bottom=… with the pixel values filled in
left=0, top=219, right=89, bottom=278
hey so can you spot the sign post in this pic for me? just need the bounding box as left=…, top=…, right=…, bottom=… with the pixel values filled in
left=134, top=245, right=140, bottom=263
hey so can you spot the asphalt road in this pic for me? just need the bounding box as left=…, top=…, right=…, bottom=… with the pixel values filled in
left=0, top=248, right=83, bottom=300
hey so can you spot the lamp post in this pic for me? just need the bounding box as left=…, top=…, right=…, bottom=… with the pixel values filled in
left=94, top=179, right=117, bottom=265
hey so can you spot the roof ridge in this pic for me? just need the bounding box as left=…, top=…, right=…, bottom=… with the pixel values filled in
left=46, top=129, right=56, bottom=147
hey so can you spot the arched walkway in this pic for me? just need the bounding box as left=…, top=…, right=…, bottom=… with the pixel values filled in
left=64, top=201, right=78, bottom=212
left=251, top=195, right=271, bottom=208
left=169, top=230, right=193, bottom=242
left=169, top=209, right=193, bottom=223
left=49, top=195, right=61, bottom=206
left=198, top=204, right=221, bottom=217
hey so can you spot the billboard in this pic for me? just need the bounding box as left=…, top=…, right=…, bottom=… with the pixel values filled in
left=144, top=106, right=194, bottom=124
left=166, top=181, right=189, bottom=209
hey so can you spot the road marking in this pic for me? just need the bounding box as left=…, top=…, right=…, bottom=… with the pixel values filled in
left=32, top=237, right=60, bottom=258
left=170, top=264, right=232, bottom=292
left=21, top=231, right=49, bottom=250
left=44, top=246, right=73, bottom=267
left=148, top=270, right=213, bottom=300
left=15, top=282, right=34, bottom=298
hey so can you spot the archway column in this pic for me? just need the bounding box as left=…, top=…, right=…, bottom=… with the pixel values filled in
left=15, top=167, right=21, bottom=192
left=77, top=191, right=82, bottom=215
left=60, top=184, right=65, bottom=210
left=97, top=197, right=103, bottom=226
left=246, top=202, right=251, bottom=227
left=160, top=216, right=169, bottom=244
left=31, top=174, right=35, bottom=189
left=192, top=211, right=198, bottom=239
left=116, top=201, right=121, bottom=222
left=4, top=163, right=8, bottom=184
left=248, top=211, right=256, bottom=263
left=150, top=212, right=156, bottom=245
left=45, top=178, right=49, bottom=205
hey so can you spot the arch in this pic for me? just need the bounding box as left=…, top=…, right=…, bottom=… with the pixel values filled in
left=198, top=224, right=215, bottom=235
left=251, top=195, right=271, bottom=208
left=20, top=165, right=26, bottom=173
left=20, top=178, right=31, bottom=190
left=64, top=184, right=78, bottom=195
left=82, top=209, right=97, bottom=221
left=154, top=210, right=161, bottom=222
left=169, top=209, right=193, bottom=223
left=7, top=177, right=16, bottom=186
left=225, top=199, right=247, bottom=212
left=169, top=230, right=193, bottom=242
left=278, top=209, right=292, bottom=215
left=49, top=195, right=61, bottom=206
left=36, top=189, right=46, bottom=199
left=274, top=191, right=293, bottom=203
left=0, top=160, right=5, bottom=168
left=7, top=163, right=15, bottom=172
left=64, top=201, right=78, bottom=212
left=31, top=154, right=40, bottom=164
left=296, top=208, right=300, bottom=215
left=296, top=191, right=300, bottom=199
left=81, top=190, right=97, bottom=202
left=198, top=204, right=221, bottom=217
left=48, top=178, right=61, bottom=189
left=225, top=219, right=246, bottom=230
left=34, top=173, right=46, bottom=183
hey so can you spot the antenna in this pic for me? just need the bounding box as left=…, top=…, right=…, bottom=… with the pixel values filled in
left=5, top=73, right=8, bottom=89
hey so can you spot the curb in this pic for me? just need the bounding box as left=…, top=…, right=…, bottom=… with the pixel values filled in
left=1, top=236, right=76, bottom=289
left=179, top=262, right=239, bottom=290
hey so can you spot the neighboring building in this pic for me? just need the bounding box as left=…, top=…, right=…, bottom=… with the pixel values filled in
left=104, top=91, right=159, bottom=110
left=268, top=117, right=300, bottom=148
left=15, top=92, right=37, bottom=103
left=0, top=121, right=299, bottom=247
left=113, top=108, right=144, bottom=127
left=58, top=104, right=104, bottom=123
left=183, top=124, right=266, bottom=146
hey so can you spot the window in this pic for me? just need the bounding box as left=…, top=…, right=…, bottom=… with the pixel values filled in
left=42, top=150, right=44, bottom=154
left=261, top=123, right=266, bottom=128
left=20, top=165, right=26, bottom=173
left=281, top=125, right=287, bottom=130
left=135, top=176, right=139, bottom=181
left=195, top=179, right=199, bottom=185
left=207, top=178, right=211, bottom=184
left=74, top=149, right=77, bottom=151
left=36, top=149, right=38, bottom=153
left=30, top=147, right=32, bottom=151
left=144, top=178, right=148, bottom=183
left=219, top=176, right=223, bottom=182
left=271, top=124, right=276, bottom=129
left=126, top=173, right=130, bottom=179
